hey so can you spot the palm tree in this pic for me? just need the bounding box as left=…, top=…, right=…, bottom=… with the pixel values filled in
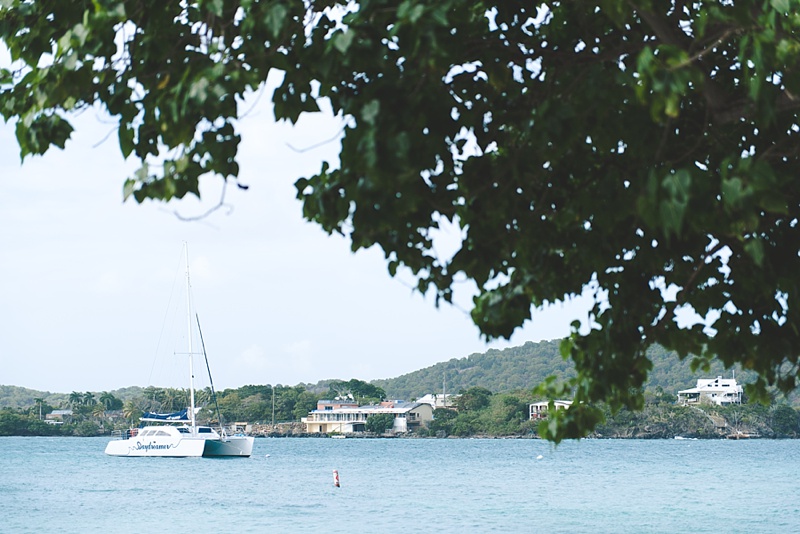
left=196, top=387, right=212, bottom=406
left=92, top=404, right=106, bottom=419
left=162, top=388, right=176, bottom=412
left=99, top=392, right=116, bottom=411
left=83, top=392, right=96, bottom=406
left=33, top=397, right=44, bottom=420
left=68, top=391, right=83, bottom=408
left=122, top=400, right=139, bottom=425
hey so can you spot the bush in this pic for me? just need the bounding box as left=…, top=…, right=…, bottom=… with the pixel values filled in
left=73, top=421, right=101, bottom=437
left=365, top=413, right=395, bottom=434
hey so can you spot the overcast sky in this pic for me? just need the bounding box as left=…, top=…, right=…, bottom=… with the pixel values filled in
left=0, top=69, right=591, bottom=394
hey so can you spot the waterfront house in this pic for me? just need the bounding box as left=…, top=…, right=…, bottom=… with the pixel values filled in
left=315, top=399, right=359, bottom=411
left=302, top=401, right=433, bottom=434
left=45, top=409, right=73, bottom=425
left=677, top=376, right=743, bottom=406
left=416, top=393, right=458, bottom=409
left=529, top=400, right=572, bottom=420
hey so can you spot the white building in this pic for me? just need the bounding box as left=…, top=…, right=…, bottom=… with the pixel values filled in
left=302, top=401, right=434, bottom=434
left=677, top=376, right=743, bottom=406
left=416, top=393, right=457, bottom=409
left=45, top=409, right=73, bottom=425
left=529, top=400, right=572, bottom=420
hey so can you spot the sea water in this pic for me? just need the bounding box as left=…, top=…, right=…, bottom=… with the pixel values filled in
left=1, top=437, right=798, bottom=533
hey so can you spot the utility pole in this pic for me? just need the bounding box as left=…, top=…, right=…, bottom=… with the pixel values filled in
left=443, top=372, right=447, bottom=408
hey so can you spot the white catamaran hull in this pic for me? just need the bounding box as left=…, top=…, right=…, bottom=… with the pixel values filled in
left=105, top=428, right=254, bottom=458
left=203, top=435, right=254, bottom=457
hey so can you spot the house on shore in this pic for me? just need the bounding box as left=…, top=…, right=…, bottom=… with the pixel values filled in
left=415, top=393, right=458, bottom=409
left=529, top=400, right=572, bottom=420
left=316, top=399, right=360, bottom=411
left=302, top=400, right=433, bottom=434
left=45, top=409, right=73, bottom=425
left=677, top=376, right=743, bottom=406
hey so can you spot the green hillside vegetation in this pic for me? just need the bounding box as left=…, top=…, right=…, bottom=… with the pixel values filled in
left=372, top=340, right=573, bottom=400
left=0, top=385, right=147, bottom=410
left=0, top=385, right=68, bottom=410
left=0, top=340, right=777, bottom=412
left=373, top=340, right=763, bottom=402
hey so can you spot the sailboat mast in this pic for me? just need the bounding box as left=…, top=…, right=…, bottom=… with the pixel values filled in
left=185, top=244, right=197, bottom=429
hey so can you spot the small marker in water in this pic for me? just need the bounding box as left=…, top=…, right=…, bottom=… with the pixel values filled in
left=536, top=455, right=543, bottom=460
left=333, top=469, right=340, bottom=488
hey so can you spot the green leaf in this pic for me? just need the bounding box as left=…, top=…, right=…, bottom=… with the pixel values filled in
left=264, top=3, right=288, bottom=38
left=188, top=78, right=209, bottom=103
left=721, top=177, right=747, bottom=210
left=744, top=239, right=764, bottom=267
left=771, top=0, right=790, bottom=12
left=757, top=192, right=788, bottom=215
left=134, top=163, right=149, bottom=183
left=122, top=178, right=136, bottom=202
left=409, top=4, right=424, bottom=23
left=72, top=23, right=89, bottom=46
left=664, top=94, right=680, bottom=118
left=659, top=170, right=691, bottom=238
left=333, top=31, right=354, bottom=54
left=361, top=99, right=380, bottom=125
left=57, top=30, right=73, bottom=53
left=205, top=0, right=224, bottom=17
left=118, top=125, right=134, bottom=158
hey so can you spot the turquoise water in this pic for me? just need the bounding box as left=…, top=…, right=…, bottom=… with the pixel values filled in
left=1, top=437, right=798, bottom=533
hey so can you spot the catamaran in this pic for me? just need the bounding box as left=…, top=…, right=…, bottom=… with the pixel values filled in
left=105, top=245, right=254, bottom=458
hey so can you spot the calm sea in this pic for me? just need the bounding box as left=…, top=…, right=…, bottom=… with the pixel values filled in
left=1, top=436, right=798, bottom=533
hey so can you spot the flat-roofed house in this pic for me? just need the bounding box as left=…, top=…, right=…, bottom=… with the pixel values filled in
left=302, top=401, right=433, bottom=434
left=315, top=399, right=359, bottom=411
left=529, top=400, right=572, bottom=420
left=416, top=393, right=457, bottom=409
left=677, top=376, right=743, bottom=406
left=45, top=409, right=73, bottom=425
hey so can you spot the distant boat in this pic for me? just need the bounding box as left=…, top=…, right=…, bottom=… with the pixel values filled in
left=105, top=245, right=254, bottom=458
left=727, top=431, right=759, bottom=440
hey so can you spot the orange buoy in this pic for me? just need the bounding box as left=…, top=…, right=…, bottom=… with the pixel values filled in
left=333, top=469, right=340, bottom=488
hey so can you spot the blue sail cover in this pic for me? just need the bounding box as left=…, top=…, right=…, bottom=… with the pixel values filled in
left=142, top=409, right=189, bottom=421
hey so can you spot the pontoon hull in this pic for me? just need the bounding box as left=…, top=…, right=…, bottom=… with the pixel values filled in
left=203, top=435, right=254, bottom=457
left=105, top=428, right=255, bottom=457
left=104, top=436, right=207, bottom=457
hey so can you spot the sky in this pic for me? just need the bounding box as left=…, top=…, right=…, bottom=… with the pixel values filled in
left=0, top=74, right=591, bottom=395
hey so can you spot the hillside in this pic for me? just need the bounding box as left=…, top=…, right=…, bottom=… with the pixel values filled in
left=372, top=339, right=756, bottom=400
left=0, top=340, right=764, bottom=409
left=0, top=385, right=144, bottom=410
left=0, top=386, right=67, bottom=409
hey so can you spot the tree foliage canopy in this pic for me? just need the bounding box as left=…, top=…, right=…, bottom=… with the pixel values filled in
left=326, top=379, right=387, bottom=403
left=4, top=1, right=800, bottom=441
left=365, top=412, right=395, bottom=433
